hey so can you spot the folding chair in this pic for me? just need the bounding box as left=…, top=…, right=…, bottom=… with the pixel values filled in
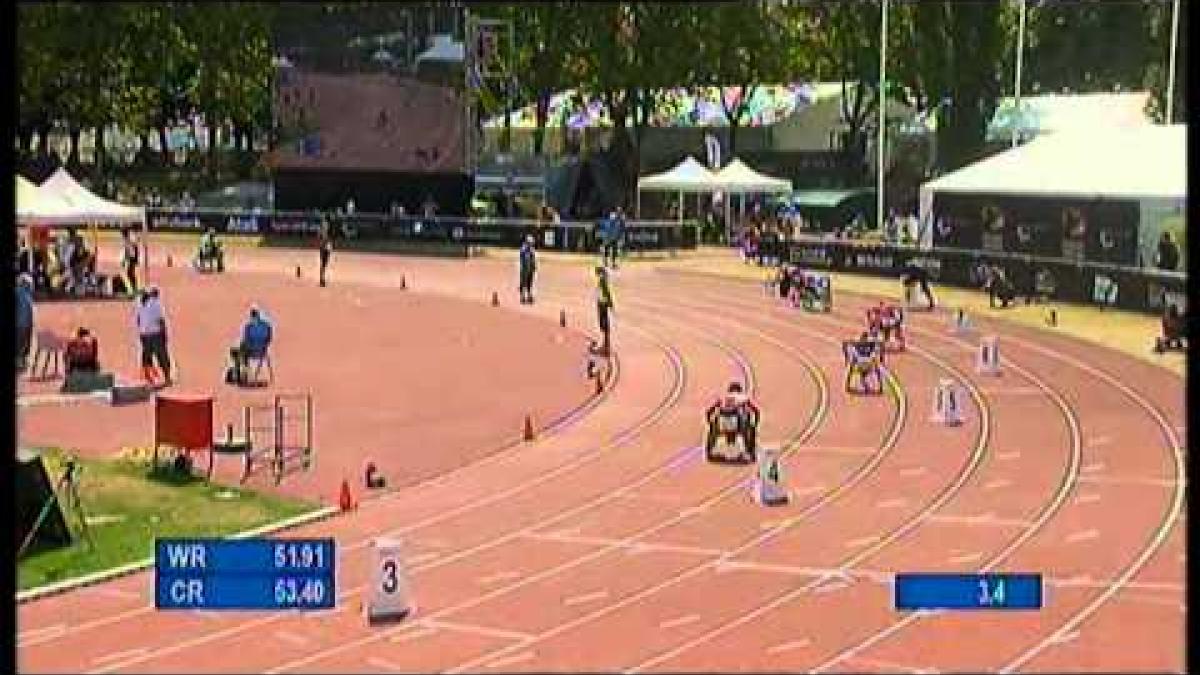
left=32, top=330, right=65, bottom=380
left=243, top=350, right=274, bottom=386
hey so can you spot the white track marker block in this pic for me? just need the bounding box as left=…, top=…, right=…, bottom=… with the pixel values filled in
left=950, top=308, right=971, bottom=335
left=365, top=538, right=413, bottom=624
left=976, top=335, right=1001, bottom=375
left=932, top=378, right=964, bottom=427
left=752, top=448, right=789, bottom=506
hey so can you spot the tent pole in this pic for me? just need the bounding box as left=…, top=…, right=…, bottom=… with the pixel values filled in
left=1167, top=0, right=1180, bottom=124
left=678, top=190, right=683, bottom=224
left=877, top=0, right=888, bottom=233
left=1012, top=0, right=1026, bottom=148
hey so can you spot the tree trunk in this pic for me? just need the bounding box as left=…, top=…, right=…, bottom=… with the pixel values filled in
left=208, top=121, right=220, bottom=173
left=95, top=125, right=106, bottom=173
left=67, top=128, right=82, bottom=168
left=533, top=91, right=550, bottom=156
left=158, top=125, right=173, bottom=166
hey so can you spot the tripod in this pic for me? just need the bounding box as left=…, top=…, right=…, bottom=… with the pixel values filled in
left=18, top=458, right=92, bottom=558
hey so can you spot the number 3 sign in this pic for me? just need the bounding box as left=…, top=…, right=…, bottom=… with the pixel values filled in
left=366, top=538, right=413, bottom=624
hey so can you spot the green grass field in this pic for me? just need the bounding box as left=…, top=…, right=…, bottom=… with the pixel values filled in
left=18, top=448, right=319, bottom=591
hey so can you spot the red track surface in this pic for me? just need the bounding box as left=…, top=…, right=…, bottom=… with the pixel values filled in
left=17, top=245, right=1185, bottom=673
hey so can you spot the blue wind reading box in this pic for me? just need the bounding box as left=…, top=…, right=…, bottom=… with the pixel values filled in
left=895, top=573, right=1043, bottom=611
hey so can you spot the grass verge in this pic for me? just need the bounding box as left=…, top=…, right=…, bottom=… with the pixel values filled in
left=18, top=447, right=319, bottom=591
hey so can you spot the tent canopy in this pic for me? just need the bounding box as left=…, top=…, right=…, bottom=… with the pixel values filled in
left=921, top=125, right=1185, bottom=204
left=713, top=158, right=792, bottom=193
left=16, top=175, right=80, bottom=226
left=39, top=168, right=144, bottom=225
left=637, top=156, right=722, bottom=193
left=415, top=34, right=464, bottom=63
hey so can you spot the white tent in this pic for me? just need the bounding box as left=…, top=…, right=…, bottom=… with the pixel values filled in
left=39, top=168, right=145, bottom=225
left=415, top=34, right=464, bottom=64
left=636, top=156, right=722, bottom=221
left=15, top=175, right=80, bottom=226
left=713, top=158, right=792, bottom=194
left=919, top=125, right=1186, bottom=254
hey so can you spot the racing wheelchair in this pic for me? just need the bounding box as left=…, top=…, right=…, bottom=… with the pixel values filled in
left=704, top=382, right=760, bottom=464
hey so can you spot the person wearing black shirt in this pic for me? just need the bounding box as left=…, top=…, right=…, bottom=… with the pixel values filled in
left=900, top=263, right=935, bottom=310
left=1156, top=232, right=1180, bottom=272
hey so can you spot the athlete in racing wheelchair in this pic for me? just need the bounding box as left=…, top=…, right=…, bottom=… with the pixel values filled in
left=194, top=227, right=225, bottom=273
left=867, top=301, right=906, bottom=351
left=704, top=382, right=760, bottom=463
left=844, top=332, right=885, bottom=395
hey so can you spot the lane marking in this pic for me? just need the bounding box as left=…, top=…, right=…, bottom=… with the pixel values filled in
left=1081, top=461, right=1107, bottom=474
left=1077, top=475, right=1179, bottom=488
left=766, top=638, right=812, bottom=655
left=794, top=446, right=879, bottom=456
left=92, top=648, right=149, bottom=665
left=563, top=590, right=609, bottom=606
left=1064, top=529, right=1100, bottom=544
left=948, top=551, right=984, bottom=564
left=898, top=466, right=928, bottom=477
left=983, top=478, right=1012, bottom=491
left=273, top=631, right=309, bottom=648
left=995, top=450, right=1021, bottom=461
left=876, top=498, right=908, bottom=509
left=477, top=570, right=523, bottom=586
left=1074, top=492, right=1101, bottom=504
left=844, top=535, right=880, bottom=549
left=1087, top=435, right=1113, bottom=447
left=848, top=656, right=939, bottom=674
left=365, top=656, right=409, bottom=672
left=658, top=614, right=701, bottom=630
left=424, top=619, right=533, bottom=642
left=389, top=626, right=439, bottom=643
left=484, top=650, right=536, bottom=669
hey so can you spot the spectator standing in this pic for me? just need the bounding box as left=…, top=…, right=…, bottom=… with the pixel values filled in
left=518, top=235, right=537, bottom=304
left=16, top=274, right=34, bottom=370
left=135, top=287, right=172, bottom=385
left=595, top=266, right=615, bottom=356
left=317, top=220, right=333, bottom=287
left=1156, top=232, right=1180, bottom=272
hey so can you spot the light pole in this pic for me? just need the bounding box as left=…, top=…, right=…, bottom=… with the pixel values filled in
left=1166, top=0, right=1180, bottom=124
left=1012, top=0, right=1027, bottom=147
left=877, top=0, right=888, bottom=232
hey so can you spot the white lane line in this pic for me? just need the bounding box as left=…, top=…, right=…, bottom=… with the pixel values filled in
left=814, top=579, right=851, bottom=594
left=995, top=450, right=1021, bottom=461
left=658, top=614, right=701, bottom=630
left=92, top=648, right=150, bottom=665
left=983, top=478, right=1012, bottom=490
left=794, top=446, right=878, bottom=456
left=1074, top=492, right=1101, bottom=504
left=563, top=590, right=609, bottom=607
left=388, top=626, right=439, bottom=643
left=17, top=624, right=67, bottom=644
left=424, top=619, right=533, bottom=642
left=484, top=650, right=536, bottom=669
left=1081, top=461, right=1107, bottom=473
left=948, top=551, right=983, bottom=564
left=1086, top=436, right=1113, bottom=447
left=1049, top=630, right=1082, bottom=645
left=849, top=656, right=939, bottom=674
left=790, top=484, right=827, bottom=497
left=766, top=638, right=812, bottom=655
left=365, top=656, right=409, bottom=672
left=273, top=631, right=309, bottom=648
left=1065, top=529, right=1100, bottom=544
left=876, top=498, right=908, bottom=509
left=477, top=570, right=523, bottom=586
left=844, top=535, right=880, bottom=549
left=1077, top=475, right=1179, bottom=488
left=898, top=466, right=927, bottom=477
left=89, top=587, right=141, bottom=601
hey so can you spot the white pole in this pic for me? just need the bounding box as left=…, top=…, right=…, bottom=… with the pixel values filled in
left=1166, top=0, right=1180, bottom=124
left=877, top=0, right=888, bottom=232
left=1012, top=0, right=1026, bottom=148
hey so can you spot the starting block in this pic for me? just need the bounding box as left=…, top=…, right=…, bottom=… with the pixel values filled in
left=932, top=378, right=964, bottom=426
left=752, top=448, right=788, bottom=506
left=977, top=336, right=1001, bottom=375
left=366, top=538, right=413, bottom=624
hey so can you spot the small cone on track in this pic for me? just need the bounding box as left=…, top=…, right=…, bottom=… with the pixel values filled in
left=339, top=479, right=356, bottom=511
left=166, top=254, right=173, bottom=268
left=400, top=275, right=407, bottom=290
left=523, top=414, right=535, bottom=442
left=296, top=265, right=302, bottom=279
left=492, top=291, right=500, bottom=307
left=560, top=309, right=567, bottom=328
left=595, top=373, right=604, bottom=395
left=1047, top=308, right=1058, bottom=327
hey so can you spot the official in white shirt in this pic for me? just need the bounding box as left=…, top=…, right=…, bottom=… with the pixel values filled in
left=135, top=287, right=172, bottom=385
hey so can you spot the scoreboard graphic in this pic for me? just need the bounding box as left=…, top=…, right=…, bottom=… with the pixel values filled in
left=156, top=539, right=336, bottom=611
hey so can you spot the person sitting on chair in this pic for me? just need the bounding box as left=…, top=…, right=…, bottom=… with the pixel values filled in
left=196, top=227, right=225, bottom=271
left=229, top=306, right=273, bottom=384
left=1155, top=304, right=1187, bottom=353
left=65, top=327, right=100, bottom=374
left=987, top=267, right=1017, bottom=309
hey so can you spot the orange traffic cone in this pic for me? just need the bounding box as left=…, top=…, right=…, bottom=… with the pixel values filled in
left=523, top=414, right=535, bottom=442
left=166, top=254, right=173, bottom=268
left=400, top=275, right=407, bottom=290
left=559, top=309, right=567, bottom=328
left=296, top=265, right=302, bottom=278
left=339, top=479, right=356, bottom=511
left=492, top=291, right=500, bottom=307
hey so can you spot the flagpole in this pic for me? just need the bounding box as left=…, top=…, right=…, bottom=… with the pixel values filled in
left=1166, top=0, right=1180, bottom=124
left=1012, top=0, right=1026, bottom=147
left=877, top=0, right=888, bottom=232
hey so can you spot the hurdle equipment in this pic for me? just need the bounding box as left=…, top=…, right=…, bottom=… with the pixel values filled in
left=977, top=336, right=1002, bottom=375
left=230, top=393, right=315, bottom=485
left=366, top=538, right=413, bottom=624
left=752, top=448, right=788, bottom=506
left=932, top=378, right=964, bottom=426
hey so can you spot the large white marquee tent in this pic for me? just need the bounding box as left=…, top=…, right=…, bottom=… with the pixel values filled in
left=918, top=125, right=1186, bottom=260
left=636, top=156, right=792, bottom=223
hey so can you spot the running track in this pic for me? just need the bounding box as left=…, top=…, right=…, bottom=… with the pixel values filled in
left=17, top=246, right=1186, bottom=673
